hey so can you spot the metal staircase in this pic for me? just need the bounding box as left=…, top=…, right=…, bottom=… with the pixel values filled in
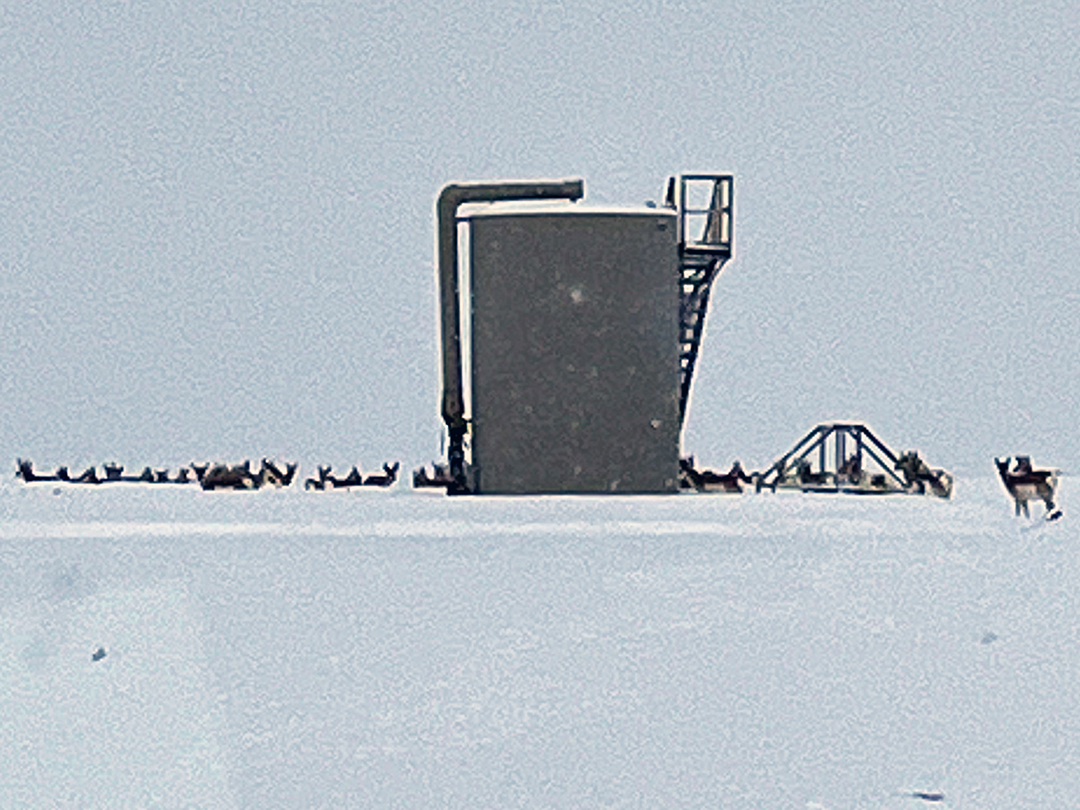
left=672, top=174, right=733, bottom=426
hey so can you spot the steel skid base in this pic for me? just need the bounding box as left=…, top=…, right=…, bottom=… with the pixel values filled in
left=756, top=422, right=953, bottom=498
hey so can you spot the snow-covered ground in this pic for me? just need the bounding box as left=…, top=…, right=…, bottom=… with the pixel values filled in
left=1, top=478, right=1075, bottom=809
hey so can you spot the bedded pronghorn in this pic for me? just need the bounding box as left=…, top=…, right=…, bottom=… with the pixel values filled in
left=16, top=459, right=99, bottom=484
left=197, top=459, right=297, bottom=490
left=895, top=451, right=954, bottom=499
left=680, top=457, right=753, bottom=493
left=260, top=459, right=298, bottom=488
left=362, top=462, right=400, bottom=487
left=305, top=464, right=334, bottom=490
left=995, top=456, right=1061, bottom=519
left=304, top=465, right=363, bottom=489
left=305, top=462, right=399, bottom=490
left=15, top=459, right=60, bottom=483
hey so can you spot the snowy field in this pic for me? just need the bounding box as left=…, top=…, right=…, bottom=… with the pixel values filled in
left=1, top=477, right=1076, bottom=809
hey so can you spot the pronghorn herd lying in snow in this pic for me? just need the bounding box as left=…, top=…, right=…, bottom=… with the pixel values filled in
left=15, top=458, right=399, bottom=491
left=13, top=454, right=1065, bottom=516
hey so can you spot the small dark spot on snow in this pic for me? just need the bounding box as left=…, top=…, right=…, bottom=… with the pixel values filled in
left=981, top=631, right=998, bottom=645
left=91, top=647, right=106, bottom=662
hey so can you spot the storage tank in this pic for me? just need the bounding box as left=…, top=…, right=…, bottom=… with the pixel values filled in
left=466, top=203, right=680, bottom=494
left=433, top=176, right=733, bottom=496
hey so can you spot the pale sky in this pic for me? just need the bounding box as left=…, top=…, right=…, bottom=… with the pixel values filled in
left=3, top=0, right=1078, bottom=476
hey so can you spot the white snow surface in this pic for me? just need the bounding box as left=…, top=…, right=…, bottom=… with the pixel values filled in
left=1, top=479, right=1076, bottom=809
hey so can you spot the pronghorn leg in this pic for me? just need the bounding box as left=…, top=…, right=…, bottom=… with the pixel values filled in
left=1039, top=484, right=1055, bottom=514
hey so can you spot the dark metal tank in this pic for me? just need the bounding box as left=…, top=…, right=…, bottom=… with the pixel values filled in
left=464, top=203, right=680, bottom=494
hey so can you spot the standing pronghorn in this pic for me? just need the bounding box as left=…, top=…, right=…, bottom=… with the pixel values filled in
left=995, top=456, right=1061, bottom=520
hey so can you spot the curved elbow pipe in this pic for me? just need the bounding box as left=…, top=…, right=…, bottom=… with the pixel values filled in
left=437, top=179, right=584, bottom=430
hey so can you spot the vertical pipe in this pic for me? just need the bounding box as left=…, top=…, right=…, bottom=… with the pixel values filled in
left=437, top=179, right=584, bottom=490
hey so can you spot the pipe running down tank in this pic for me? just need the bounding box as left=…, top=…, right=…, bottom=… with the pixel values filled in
left=433, top=175, right=732, bottom=495
left=437, top=180, right=585, bottom=492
